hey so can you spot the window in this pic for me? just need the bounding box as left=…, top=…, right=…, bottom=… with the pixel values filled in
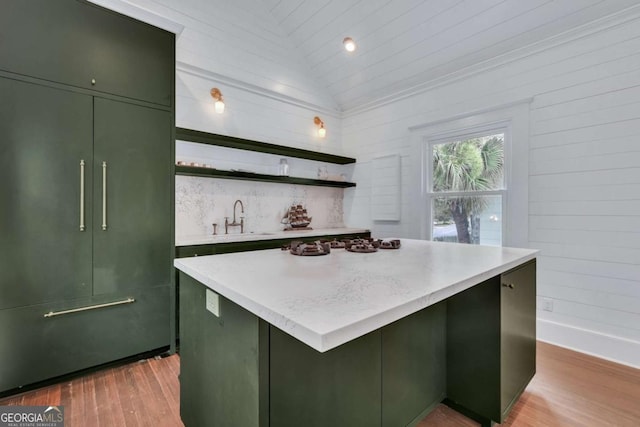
left=429, top=132, right=505, bottom=246
left=410, top=99, right=529, bottom=247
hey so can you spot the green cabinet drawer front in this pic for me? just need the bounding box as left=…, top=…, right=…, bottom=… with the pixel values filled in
left=0, top=286, right=170, bottom=392
left=500, top=261, right=536, bottom=417
left=93, top=98, right=172, bottom=295
left=0, top=0, right=173, bottom=106
left=0, top=77, right=93, bottom=310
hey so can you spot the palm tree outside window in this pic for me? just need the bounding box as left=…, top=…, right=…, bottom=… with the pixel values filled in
left=430, top=132, right=505, bottom=246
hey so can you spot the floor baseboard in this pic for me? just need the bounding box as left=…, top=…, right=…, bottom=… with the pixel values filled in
left=537, top=318, right=640, bottom=369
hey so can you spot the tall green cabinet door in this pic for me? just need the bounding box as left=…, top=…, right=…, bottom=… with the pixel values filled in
left=0, top=77, right=93, bottom=310
left=92, top=98, right=172, bottom=295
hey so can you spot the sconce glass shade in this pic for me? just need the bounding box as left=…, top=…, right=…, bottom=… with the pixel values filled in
left=314, top=116, right=326, bottom=138
left=210, top=87, right=225, bottom=114
left=343, top=37, right=356, bottom=52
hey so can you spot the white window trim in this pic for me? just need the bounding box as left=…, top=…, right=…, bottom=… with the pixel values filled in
left=425, top=126, right=509, bottom=244
left=408, top=98, right=531, bottom=248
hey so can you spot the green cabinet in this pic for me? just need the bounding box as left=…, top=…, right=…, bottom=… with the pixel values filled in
left=381, top=303, right=446, bottom=427
left=0, top=0, right=174, bottom=394
left=500, top=261, right=537, bottom=417
left=0, top=78, right=94, bottom=310
left=0, top=287, right=170, bottom=391
left=0, top=0, right=173, bottom=106
left=93, top=98, right=172, bottom=295
left=447, top=260, right=537, bottom=425
left=270, top=327, right=382, bottom=427
left=178, top=274, right=268, bottom=427
left=0, top=76, right=173, bottom=393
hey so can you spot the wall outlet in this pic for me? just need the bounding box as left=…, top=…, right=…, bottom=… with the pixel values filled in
left=206, top=289, right=220, bottom=317
left=541, top=298, right=554, bottom=312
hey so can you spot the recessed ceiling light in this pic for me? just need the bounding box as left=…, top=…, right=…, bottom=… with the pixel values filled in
left=343, top=37, right=356, bottom=52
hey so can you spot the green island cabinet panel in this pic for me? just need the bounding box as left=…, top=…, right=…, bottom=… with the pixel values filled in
left=179, top=273, right=269, bottom=427
left=0, top=77, right=94, bottom=310
left=93, top=98, right=173, bottom=294
left=446, top=260, right=537, bottom=425
left=0, top=0, right=174, bottom=106
left=381, top=302, right=447, bottom=427
left=500, top=260, right=537, bottom=416
left=269, top=326, right=382, bottom=427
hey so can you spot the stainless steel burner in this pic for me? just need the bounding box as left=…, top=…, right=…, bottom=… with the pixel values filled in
left=284, top=238, right=400, bottom=255
left=288, top=240, right=331, bottom=256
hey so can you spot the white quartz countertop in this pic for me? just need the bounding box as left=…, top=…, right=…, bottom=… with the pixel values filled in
left=174, top=239, right=537, bottom=352
left=175, top=227, right=370, bottom=246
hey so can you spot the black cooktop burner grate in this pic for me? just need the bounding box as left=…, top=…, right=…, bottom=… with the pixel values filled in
left=283, top=238, right=401, bottom=255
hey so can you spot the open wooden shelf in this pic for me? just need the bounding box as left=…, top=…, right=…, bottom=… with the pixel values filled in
left=176, top=128, right=356, bottom=165
left=175, top=165, right=356, bottom=188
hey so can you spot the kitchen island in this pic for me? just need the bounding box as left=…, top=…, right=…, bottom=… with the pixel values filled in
left=174, top=239, right=537, bottom=427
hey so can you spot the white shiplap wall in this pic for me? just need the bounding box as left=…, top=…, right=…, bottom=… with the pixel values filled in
left=93, top=0, right=344, bottom=154
left=92, top=0, right=353, bottom=242
left=342, top=15, right=640, bottom=367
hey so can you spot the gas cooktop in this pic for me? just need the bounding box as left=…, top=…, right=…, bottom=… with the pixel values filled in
left=285, top=238, right=401, bottom=256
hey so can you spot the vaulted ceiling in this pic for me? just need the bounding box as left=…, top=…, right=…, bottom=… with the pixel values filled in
left=262, top=0, right=640, bottom=112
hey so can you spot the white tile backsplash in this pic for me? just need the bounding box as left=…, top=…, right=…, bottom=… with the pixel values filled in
left=176, top=176, right=345, bottom=237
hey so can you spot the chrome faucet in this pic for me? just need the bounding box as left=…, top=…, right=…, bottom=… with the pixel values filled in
left=225, top=200, right=244, bottom=234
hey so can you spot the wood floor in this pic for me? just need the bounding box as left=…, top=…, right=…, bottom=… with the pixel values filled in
left=1, top=341, right=638, bottom=426
left=0, top=355, right=182, bottom=427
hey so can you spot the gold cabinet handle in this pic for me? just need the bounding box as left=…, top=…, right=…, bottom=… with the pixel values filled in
left=502, top=283, right=515, bottom=289
left=79, top=159, right=85, bottom=231
left=44, top=297, right=135, bottom=318
left=102, top=161, right=107, bottom=231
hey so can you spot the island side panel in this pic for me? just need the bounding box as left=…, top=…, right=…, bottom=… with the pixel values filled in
left=269, top=326, right=382, bottom=427
left=381, top=301, right=447, bottom=427
left=500, top=260, right=537, bottom=418
left=446, top=275, right=502, bottom=424
left=179, top=273, right=268, bottom=427
left=446, top=260, right=537, bottom=425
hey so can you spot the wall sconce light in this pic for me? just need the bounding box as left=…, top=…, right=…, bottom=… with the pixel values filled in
left=210, top=87, right=225, bottom=114
left=314, top=116, right=326, bottom=138
left=343, top=37, right=356, bottom=52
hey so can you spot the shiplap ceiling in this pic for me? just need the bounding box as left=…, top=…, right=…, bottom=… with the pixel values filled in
left=262, top=0, right=640, bottom=112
